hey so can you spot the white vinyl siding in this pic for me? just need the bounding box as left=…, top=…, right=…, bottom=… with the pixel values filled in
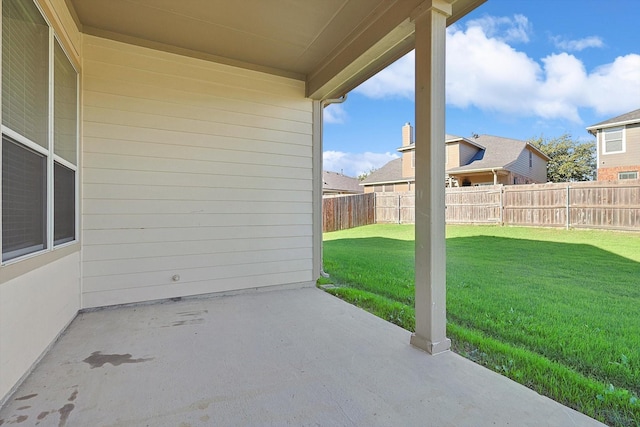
left=458, top=142, right=480, bottom=166
left=510, top=149, right=547, bottom=183
left=81, top=36, right=313, bottom=307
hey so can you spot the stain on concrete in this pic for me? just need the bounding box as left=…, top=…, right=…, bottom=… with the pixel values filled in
left=15, top=415, right=28, bottom=423
left=68, top=390, right=78, bottom=402
left=200, top=414, right=210, bottom=422
left=58, top=403, right=74, bottom=427
left=0, top=418, right=4, bottom=425
left=16, top=406, right=30, bottom=411
left=83, top=351, right=153, bottom=368
left=171, top=319, right=204, bottom=327
left=37, top=411, right=50, bottom=420
left=162, top=310, right=208, bottom=327
left=14, top=394, right=37, bottom=401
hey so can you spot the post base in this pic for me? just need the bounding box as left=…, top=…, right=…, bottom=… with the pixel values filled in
left=410, top=333, right=451, bottom=355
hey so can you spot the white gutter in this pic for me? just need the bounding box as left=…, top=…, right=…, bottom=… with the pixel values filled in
left=317, top=94, right=348, bottom=278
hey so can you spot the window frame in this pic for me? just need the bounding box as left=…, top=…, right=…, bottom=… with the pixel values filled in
left=618, top=171, right=638, bottom=180
left=602, top=126, right=625, bottom=155
left=1, top=0, right=79, bottom=265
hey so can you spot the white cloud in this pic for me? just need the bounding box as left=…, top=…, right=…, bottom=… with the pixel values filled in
left=465, top=14, right=532, bottom=43
left=354, top=53, right=414, bottom=100
left=323, top=151, right=399, bottom=177
left=353, top=14, right=640, bottom=123
left=323, top=103, right=348, bottom=124
left=551, top=35, right=604, bottom=51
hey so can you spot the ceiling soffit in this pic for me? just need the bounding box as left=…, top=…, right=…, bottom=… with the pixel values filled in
left=66, top=0, right=485, bottom=99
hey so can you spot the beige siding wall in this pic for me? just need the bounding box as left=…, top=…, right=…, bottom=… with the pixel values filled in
left=599, top=124, right=640, bottom=168
left=401, top=150, right=414, bottom=178
left=81, top=35, right=313, bottom=307
left=0, top=253, right=80, bottom=401
left=445, top=143, right=460, bottom=168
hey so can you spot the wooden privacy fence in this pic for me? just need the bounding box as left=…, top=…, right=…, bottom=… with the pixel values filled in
left=323, top=193, right=375, bottom=232
left=372, top=181, right=640, bottom=231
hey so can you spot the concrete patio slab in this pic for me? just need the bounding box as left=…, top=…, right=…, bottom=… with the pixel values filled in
left=0, top=286, right=605, bottom=426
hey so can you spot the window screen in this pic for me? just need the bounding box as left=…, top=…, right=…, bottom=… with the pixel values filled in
left=2, top=0, right=49, bottom=147
left=2, top=136, right=47, bottom=261
left=54, top=40, right=77, bottom=165
left=54, top=162, right=75, bottom=245
left=618, top=171, right=638, bottom=180
left=603, top=127, right=623, bottom=153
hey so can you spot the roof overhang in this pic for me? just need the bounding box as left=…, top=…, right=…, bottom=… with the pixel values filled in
left=586, top=118, right=640, bottom=135
left=66, top=0, right=486, bottom=100
left=361, top=178, right=415, bottom=186
left=447, top=167, right=507, bottom=175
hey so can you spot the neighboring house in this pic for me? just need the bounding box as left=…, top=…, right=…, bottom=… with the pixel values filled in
left=362, top=123, right=549, bottom=192
left=323, top=171, right=363, bottom=196
left=586, top=108, right=640, bottom=181
left=1, top=0, right=485, bottom=401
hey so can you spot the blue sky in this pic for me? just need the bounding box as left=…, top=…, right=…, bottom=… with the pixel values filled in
left=323, top=0, right=640, bottom=177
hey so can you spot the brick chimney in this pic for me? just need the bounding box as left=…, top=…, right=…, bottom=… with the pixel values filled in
left=402, top=122, right=413, bottom=147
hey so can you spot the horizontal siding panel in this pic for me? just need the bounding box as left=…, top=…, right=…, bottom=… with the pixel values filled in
left=83, top=135, right=311, bottom=169
left=84, top=247, right=312, bottom=277
left=83, top=168, right=310, bottom=191
left=83, top=236, right=311, bottom=262
left=83, top=154, right=309, bottom=180
left=83, top=199, right=311, bottom=215
left=83, top=57, right=307, bottom=111
left=83, top=119, right=311, bottom=151
left=83, top=76, right=311, bottom=123
left=84, top=91, right=311, bottom=135
left=83, top=225, right=312, bottom=245
left=83, top=36, right=305, bottom=98
left=81, top=36, right=313, bottom=307
left=81, top=270, right=312, bottom=309
left=82, top=184, right=310, bottom=203
left=83, top=108, right=311, bottom=148
left=83, top=259, right=311, bottom=293
left=83, top=213, right=311, bottom=230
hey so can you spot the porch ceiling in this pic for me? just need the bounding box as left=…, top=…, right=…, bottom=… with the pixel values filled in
left=0, top=287, right=605, bottom=426
left=66, top=0, right=486, bottom=99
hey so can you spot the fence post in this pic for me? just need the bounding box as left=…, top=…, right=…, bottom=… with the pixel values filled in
left=500, top=185, right=504, bottom=226
left=398, top=194, right=401, bottom=224
left=566, top=184, right=570, bottom=230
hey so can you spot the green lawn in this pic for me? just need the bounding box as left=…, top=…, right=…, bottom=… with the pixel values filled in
left=322, top=224, right=640, bottom=427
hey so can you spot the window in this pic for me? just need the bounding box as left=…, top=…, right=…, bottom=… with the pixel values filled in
left=529, top=151, right=532, bottom=168
left=2, top=0, right=78, bottom=262
left=602, top=127, right=624, bottom=154
left=618, top=171, right=638, bottom=180
left=411, top=151, right=415, bottom=168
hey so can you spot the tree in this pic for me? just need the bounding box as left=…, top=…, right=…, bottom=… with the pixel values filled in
left=357, top=167, right=377, bottom=181
left=529, top=134, right=596, bottom=182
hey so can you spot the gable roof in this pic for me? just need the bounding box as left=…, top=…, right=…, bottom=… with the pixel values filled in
left=446, top=134, right=548, bottom=173
left=323, top=171, right=362, bottom=193
left=586, top=108, right=640, bottom=133
left=360, top=158, right=405, bottom=185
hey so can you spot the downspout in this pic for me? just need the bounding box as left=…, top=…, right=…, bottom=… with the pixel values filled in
left=317, top=94, right=348, bottom=278
left=492, top=168, right=497, bottom=185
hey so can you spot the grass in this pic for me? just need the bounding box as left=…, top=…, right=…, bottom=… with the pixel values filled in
left=322, top=224, right=640, bottom=426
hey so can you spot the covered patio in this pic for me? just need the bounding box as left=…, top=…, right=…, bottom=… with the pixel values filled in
left=0, top=287, right=604, bottom=426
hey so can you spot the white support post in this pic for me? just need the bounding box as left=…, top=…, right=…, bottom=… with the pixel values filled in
left=312, top=101, right=323, bottom=281
left=410, top=0, right=452, bottom=355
